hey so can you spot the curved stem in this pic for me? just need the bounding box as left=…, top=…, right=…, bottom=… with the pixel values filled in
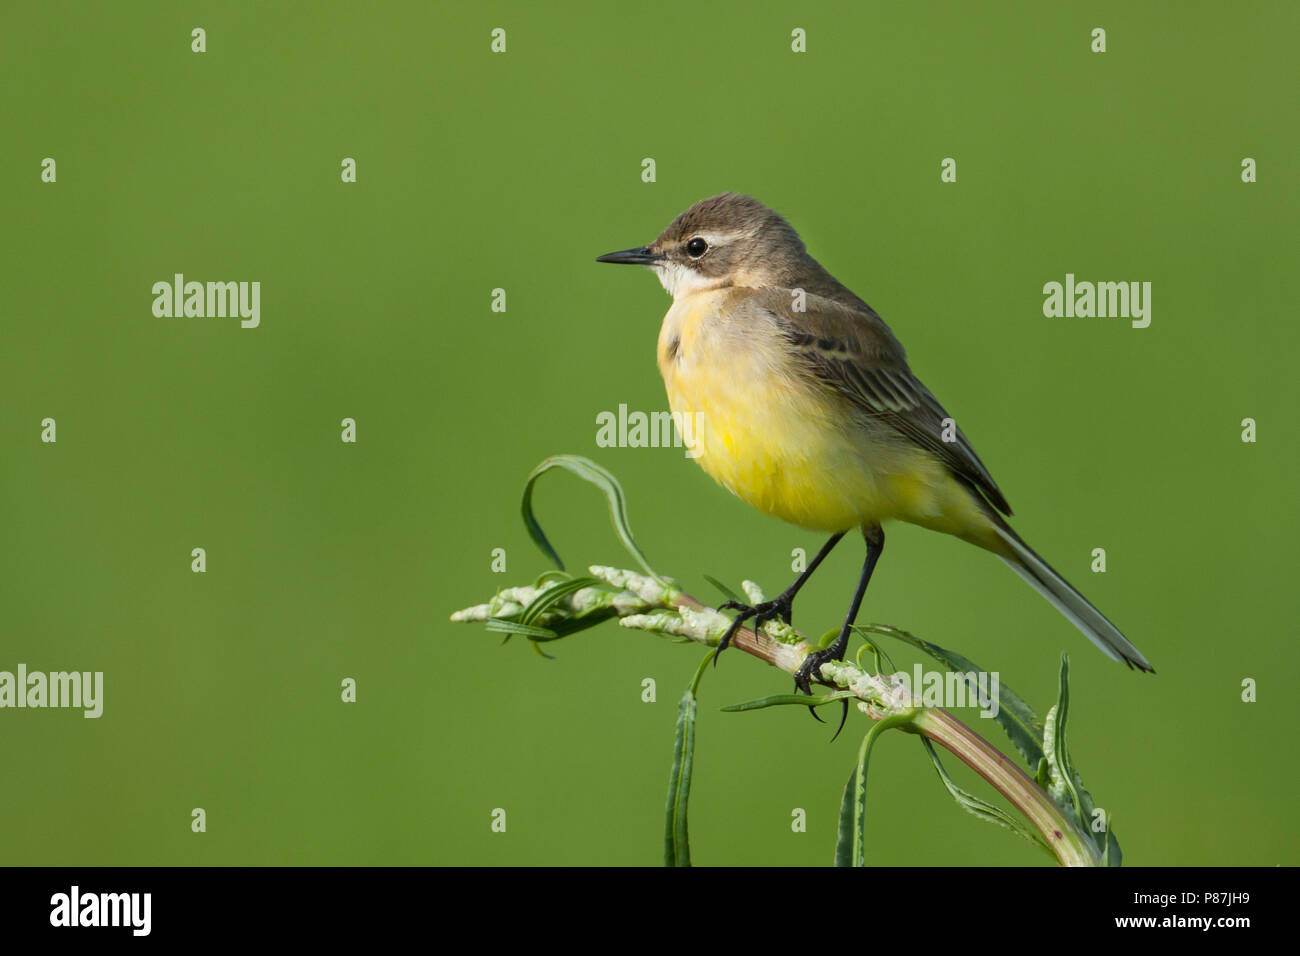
left=677, top=591, right=1101, bottom=866
left=909, top=708, right=1100, bottom=867
left=454, top=575, right=1103, bottom=866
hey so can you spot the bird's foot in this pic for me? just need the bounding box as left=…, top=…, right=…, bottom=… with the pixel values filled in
left=793, top=644, right=842, bottom=695
left=712, top=592, right=795, bottom=665
left=794, top=637, right=851, bottom=740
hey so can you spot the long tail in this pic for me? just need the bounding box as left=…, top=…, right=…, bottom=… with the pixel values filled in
left=990, top=520, right=1154, bottom=673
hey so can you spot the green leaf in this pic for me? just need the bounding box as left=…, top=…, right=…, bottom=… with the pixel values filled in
left=518, top=576, right=601, bottom=628
left=484, top=618, right=557, bottom=640
left=721, top=691, right=857, bottom=713
left=1101, top=815, right=1121, bottom=868
left=665, top=652, right=711, bottom=867
left=920, top=738, right=1053, bottom=857
left=483, top=576, right=604, bottom=646
left=521, top=455, right=663, bottom=583
left=487, top=609, right=620, bottom=644
left=531, top=569, right=572, bottom=589
left=833, top=714, right=914, bottom=866
left=1043, top=654, right=1123, bottom=866
left=854, top=639, right=896, bottom=677
left=703, top=574, right=744, bottom=604
left=1034, top=756, right=1050, bottom=789
left=856, top=623, right=1045, bottom=769
left=1045, top=654, right=1084, bottom=825
left=834, top=766, right=857, bottom=868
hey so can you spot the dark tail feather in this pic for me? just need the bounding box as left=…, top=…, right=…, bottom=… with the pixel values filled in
left=992, top=521, right=1154, bottom=673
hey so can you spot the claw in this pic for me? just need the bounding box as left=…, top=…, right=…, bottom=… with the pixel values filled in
left=790, top=673, right=850, bottom=736
left=792, top=663, right=825, bottom=724
left=829, top=698, right=849, bottom=742
left=712, top=594, right=795, bottom=666
left=712, top=607, right=756, bottom=665
left=793, top=649, right=823, bottom=697
left=794, top=645, right=843, bottom=731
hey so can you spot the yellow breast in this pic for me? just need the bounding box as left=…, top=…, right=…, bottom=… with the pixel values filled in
left=656, top=290, right=988, bottom=538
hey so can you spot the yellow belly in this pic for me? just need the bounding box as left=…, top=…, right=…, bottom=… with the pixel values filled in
left=658, top=291, right=995, bottom=543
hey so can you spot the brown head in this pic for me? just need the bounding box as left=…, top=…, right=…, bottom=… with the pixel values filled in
left=597, top=193, right=867, bottom=309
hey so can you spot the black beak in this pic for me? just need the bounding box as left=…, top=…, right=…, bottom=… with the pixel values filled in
left=596, top=245, right=663, bottom=265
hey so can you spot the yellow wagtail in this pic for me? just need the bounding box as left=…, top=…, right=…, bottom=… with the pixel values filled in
left=597, top=193, right=1153, bottom=696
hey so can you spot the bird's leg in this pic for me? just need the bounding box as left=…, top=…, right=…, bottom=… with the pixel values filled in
left=713, top=531, right=845, bottom=665
left=794, top=524, right=885, bottom=696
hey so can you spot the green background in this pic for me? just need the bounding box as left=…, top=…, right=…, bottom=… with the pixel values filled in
left=2, top=1, right=1296, bottom=866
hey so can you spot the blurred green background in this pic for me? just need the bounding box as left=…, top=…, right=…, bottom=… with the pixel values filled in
left=2, top=0, right=1296, bottom=866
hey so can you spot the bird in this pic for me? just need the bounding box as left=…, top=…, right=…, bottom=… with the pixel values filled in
left=596, top=193, right=1153, bottom=702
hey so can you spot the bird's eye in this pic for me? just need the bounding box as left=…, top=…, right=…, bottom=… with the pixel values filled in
left=686, top=237, right=709, bottom=259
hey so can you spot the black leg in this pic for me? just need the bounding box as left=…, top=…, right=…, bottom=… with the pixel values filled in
left=713, top=531, right=846, bottom=665
left=794, top=524, right=885, bottom=695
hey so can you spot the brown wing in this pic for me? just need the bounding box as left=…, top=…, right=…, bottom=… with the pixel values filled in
left=756, top=289, right=1012, bottom=517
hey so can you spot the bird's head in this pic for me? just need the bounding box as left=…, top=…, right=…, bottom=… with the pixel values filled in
left=597, top=193, right=809, bottom=299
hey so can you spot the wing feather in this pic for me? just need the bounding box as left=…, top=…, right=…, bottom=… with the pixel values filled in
left=757, top=289, right=1012, bottom=516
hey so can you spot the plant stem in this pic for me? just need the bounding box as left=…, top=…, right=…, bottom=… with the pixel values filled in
left=672, top=591, right=1101, bottom=867
left=908, top=708, right=1100, bottom=867
left=452, top=572, right=1102, bottom=866
left=672, top=592, right=812, bottom=670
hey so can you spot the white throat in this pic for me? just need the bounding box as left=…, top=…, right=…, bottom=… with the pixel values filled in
left=653, top=262, right=720, bottom=301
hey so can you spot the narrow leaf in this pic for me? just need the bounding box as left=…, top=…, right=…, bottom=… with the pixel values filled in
left=721, top=691, right=857, bottom=713
left=487, top=609, right=619, bottom=643
left=664, top=652, right=711, bottom=867
left=484, top=618, right=557, bottom=640
left=833, top=714, right=913, bottom=866
left=1044, top=655, right=1086, bottom=828
left=920, top=739, right=1052, bottom=856
left=1044, top=654, right=1123, bottom=866
left=1101, top=817, right=1121, bottom=868
left=518, top=576, right=601, bottom=627
left=531, top=569, right=573, bottom=589
left=521, top=455, right=662, bottom=582
left=834, top=767, right=856, bottom=868
left=703, top=574, right=744, bottom=604
left=856, top=623, right=1045, bottom=768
